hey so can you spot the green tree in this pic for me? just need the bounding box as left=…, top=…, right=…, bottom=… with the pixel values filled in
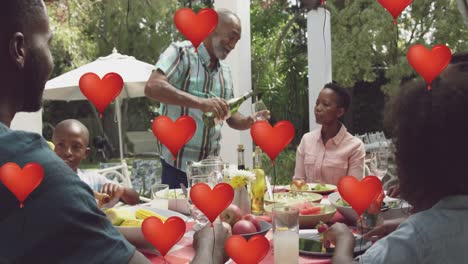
left=44, top=0, right=182, bottom=158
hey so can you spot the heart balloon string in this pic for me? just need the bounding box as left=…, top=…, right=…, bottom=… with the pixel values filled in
left=211, top=226, right=216, bottom=264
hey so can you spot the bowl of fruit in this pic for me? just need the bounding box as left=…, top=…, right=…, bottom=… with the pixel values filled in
left=265, top=201, right=336, bottom=228
left=105, top=205, right=189, bottom=251
left=220, top=205, right=272, bottom=240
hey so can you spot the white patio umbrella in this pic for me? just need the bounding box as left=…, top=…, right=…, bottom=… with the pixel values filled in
left=43, top=48, right=155, bottom=160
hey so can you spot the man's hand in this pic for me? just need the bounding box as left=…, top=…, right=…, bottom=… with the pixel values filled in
left=363, top=217, right=406, bottom=241
left=100, top=183, right=124, bottom=200
left=198, top=97, right=229, bottom=119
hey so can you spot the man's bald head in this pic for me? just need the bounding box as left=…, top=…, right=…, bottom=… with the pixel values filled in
left=216, top=9, right=241, bottom=29
left=204, top=9, right=241, bottom=60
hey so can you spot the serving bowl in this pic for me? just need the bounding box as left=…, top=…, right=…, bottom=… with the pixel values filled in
left=114, top=205, right=189, bottom=251
left=265, top=202, right=336, bottom=228
left=239, top=220, right=272, bottom=240
left=264, top=192, right=323, bottom=205
left=328, top=192, right=412, bottom=223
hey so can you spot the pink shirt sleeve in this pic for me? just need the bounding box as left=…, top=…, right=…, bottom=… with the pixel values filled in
left=294, top=136, right=306, bottom=180
left=347, top=141, right=365, bottom=180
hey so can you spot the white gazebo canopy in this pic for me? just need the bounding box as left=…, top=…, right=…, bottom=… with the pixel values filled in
left=43, top=48, right=155, bottom=160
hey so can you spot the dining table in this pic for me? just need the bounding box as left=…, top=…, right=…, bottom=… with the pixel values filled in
left=139, top=195, right=358, bottom=264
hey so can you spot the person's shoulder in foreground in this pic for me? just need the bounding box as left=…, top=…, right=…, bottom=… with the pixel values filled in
left=0, top=122, right=136, bottom=264
left=358, top=195, right=468, bottom=264
left=0, top=0, right=143, bottom=263
left=325, top=54, right=468, bottom=264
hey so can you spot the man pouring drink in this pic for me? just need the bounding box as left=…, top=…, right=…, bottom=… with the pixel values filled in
left=145, top=9, right=269, bottom=188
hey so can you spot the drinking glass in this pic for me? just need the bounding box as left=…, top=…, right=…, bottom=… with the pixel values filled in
left=186, top=158, right=227, bottom=231
left=370, top=150, right=389, bottom=180
left=273, top=205, right=299, bottom=263
left=151, top=184, right=169, bottom=210
left=252, top=100, right=269, bottom=121
left=187, top=176, right=211, bottom=231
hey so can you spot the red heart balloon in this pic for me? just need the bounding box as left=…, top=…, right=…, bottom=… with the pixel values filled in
left=189, top=183, right=234, bottom=223
left=377, top=0, right=413, bottom=24
left=0, top=162, right=44, bottom=208
left=79, top=72, right=123, bottom=117
left=225, top=235, right=270, bottom=264
left=251, top=120, right=295, bottom=164
left=141, top=216, right=186, bottom=256
left=174, top=8, right=218, bottom=51
left=407, top=44, right=452, bottom=90
left=337, top=176, right=383, bottom=216
left=152, top=115, right=196, bottom=160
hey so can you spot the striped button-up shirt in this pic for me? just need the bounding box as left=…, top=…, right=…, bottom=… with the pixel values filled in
left=155, top=41, right=234, bottom=172
left=293, top=124, right=365, bottom=185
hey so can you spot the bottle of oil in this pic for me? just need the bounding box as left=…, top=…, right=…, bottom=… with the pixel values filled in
left=250, top=146, right=266, bottom=215
left=237, top=144, right=245, bottom=170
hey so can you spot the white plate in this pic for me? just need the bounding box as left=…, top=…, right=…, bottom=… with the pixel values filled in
left=287, top=183, right=337, bottom=194
left=299, top=229, right=372, bottom=257
left=114, top=205, right=189, bottom=252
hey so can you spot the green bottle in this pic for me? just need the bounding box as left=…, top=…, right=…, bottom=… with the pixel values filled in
left=202, top=90, right=256, bottom=128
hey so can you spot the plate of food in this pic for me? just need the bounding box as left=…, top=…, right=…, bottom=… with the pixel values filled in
left=105, top=205, right=189, bottom=252
left=299, top=229, right=372, bottom=257
left=289, top=180, right=337, bottom=194
left=265, top=201, right=335, bottom=228
left=264, top=191, right=323, bottom=205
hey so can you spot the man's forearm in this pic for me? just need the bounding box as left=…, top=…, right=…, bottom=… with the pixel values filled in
left=145, top=78, right=201, bottom=109
left=226, top=112, right=251, bottom=130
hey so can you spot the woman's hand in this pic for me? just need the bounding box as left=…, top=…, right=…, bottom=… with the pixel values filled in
left=324, top=223, right=356, bottom=264
left=324, top=223, right=354, bottom=245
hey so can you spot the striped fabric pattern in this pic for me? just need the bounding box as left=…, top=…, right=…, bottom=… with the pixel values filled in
left=154, top=41, right=234, bottom=172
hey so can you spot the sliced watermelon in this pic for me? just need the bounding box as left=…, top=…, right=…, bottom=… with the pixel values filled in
left=299, top=206, right=322, bottom=215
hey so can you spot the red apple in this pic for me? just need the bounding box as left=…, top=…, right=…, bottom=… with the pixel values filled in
left=232, top=220, right=257, bottom=235
left=242, top=214, right=261, bottom=232
left=220, top=204, right=243, bottom=227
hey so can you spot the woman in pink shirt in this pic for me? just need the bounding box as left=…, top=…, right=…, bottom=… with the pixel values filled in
left=294, top=82, right=365, bottom=185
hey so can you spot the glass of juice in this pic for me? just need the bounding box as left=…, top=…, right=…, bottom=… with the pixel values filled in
left=273, top=205, right=300, bottom=263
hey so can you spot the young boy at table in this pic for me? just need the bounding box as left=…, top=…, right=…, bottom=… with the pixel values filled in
left=324, top=60, right=468, bottom=263
left=52, top=119, right=140, bottom=207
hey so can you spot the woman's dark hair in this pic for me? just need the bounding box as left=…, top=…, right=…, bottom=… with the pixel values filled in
left=384, top=75, right=468, bottom=210
left=323, top=82, right=351, bottom=113
left=451, top=51, right=468, bottom=64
